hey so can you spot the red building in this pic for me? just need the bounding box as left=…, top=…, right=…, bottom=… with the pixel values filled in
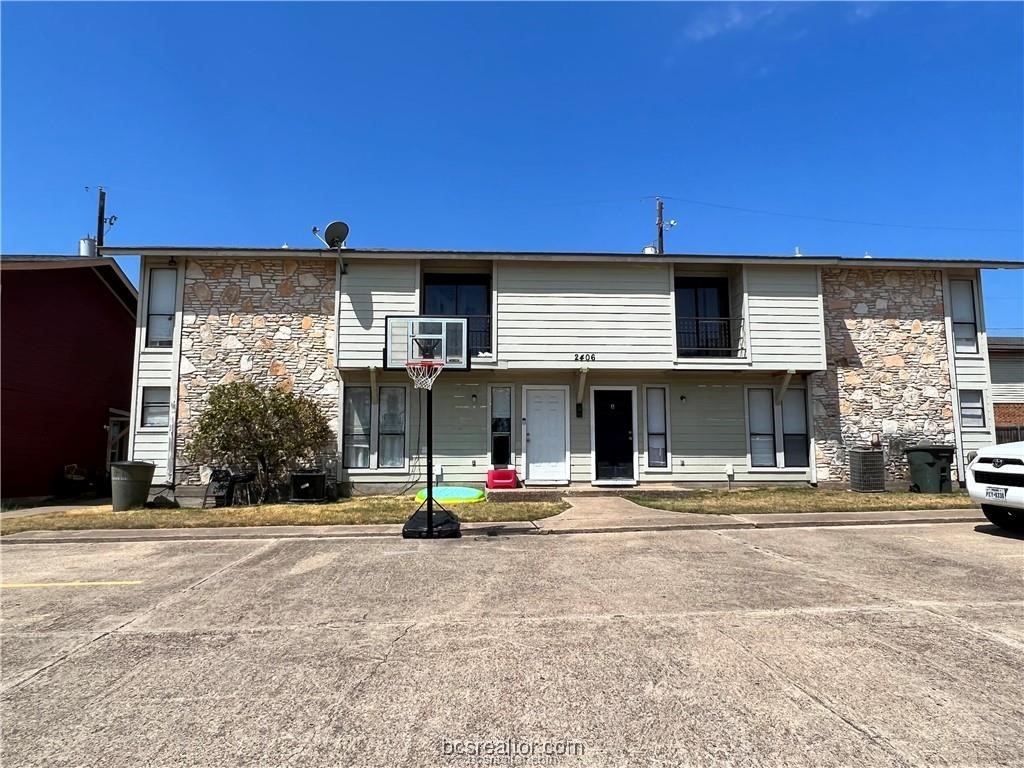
left=1, top=255, right=137, bottom=499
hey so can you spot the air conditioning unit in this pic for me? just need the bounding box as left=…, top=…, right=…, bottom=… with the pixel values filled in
left=849, top=447, right=885, bottom=493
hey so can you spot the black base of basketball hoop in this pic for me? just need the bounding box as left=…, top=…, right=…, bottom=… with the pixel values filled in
left=401, top=506, right=462, bottom=538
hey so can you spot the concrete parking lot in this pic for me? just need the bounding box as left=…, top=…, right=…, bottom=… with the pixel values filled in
left=2, top=523, right=1022, bottom=767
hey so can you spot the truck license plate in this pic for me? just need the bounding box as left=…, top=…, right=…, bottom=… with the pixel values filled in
left=985, top=486, right=1007, bottom=501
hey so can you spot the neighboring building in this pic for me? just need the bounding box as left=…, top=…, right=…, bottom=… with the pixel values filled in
left=1, top=254, right=137, bottom=499
left=103, top=245, right=1021, bottom=496
left=988, top=336, right=1024, bottom=443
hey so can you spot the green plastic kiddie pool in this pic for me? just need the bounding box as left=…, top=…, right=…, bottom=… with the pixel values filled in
left=414, top=486, right=485, bottom=505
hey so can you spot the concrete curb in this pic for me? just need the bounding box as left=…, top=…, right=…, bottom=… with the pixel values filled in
left=0, top=510, right=987, bottom=545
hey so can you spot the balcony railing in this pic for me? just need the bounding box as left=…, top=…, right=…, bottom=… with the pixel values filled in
left=465, top=315, right=492, bottom=357
left=676, top=316, right=744, bottom=358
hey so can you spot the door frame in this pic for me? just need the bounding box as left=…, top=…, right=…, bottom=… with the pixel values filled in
left=590, top=385, right=639, bottom=486
left=521, top=385, right=571, bottom=485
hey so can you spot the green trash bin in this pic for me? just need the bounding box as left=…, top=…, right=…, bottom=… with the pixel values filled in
left=111, top=461, right=156, bottom=511
left=903, top=445, right=955, bottom=493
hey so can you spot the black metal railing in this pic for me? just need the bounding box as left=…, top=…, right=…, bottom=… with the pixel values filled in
left=465, top=315, right=492, bottom=356
left=676, top=316, right=744, bottom=358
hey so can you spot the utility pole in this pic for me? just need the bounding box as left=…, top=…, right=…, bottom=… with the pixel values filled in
left=656, top=197, right=665, bottom=255
left=95, top=186, right=107, bottom=248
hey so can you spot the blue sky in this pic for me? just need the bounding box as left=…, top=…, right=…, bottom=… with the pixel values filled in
left=2, top=2, right=1022, bottom=331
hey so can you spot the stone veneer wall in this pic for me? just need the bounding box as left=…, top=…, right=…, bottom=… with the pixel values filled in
left=174, top=258, right=339, bottom=484
left=811, top=268, right=954, bottom=482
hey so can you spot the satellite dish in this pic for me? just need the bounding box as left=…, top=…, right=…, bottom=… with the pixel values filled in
left=324, top=221, right=349, bottom=249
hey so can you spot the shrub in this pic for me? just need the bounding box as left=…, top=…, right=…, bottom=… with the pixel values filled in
left=184, top=380, right=334, bottom=500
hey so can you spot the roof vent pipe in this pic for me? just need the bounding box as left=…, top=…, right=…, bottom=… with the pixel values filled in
left=79, top=237, right=97, bottom=257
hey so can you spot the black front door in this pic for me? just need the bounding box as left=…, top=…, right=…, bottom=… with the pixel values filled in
left=594, top=390, right=634, bottom=481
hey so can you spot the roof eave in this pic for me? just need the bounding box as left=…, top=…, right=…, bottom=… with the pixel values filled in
left=99, top=245, right=1024, bottom=270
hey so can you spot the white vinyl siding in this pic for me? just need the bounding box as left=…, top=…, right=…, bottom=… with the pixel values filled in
left=745, top=266, right=825, bottom=370
left=340, top=372, right=813, bottom=489
left=944, top=270, right=996, bottom=471
left=495, top=262, right=675, bottom=368
left=129, top=258, right=182, bottom=485
left=337, top=260, right=418, bottom=367
left=990, top=352, right=1024, bottom=403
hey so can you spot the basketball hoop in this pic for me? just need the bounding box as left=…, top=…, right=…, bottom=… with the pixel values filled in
left=405, top=359, right=445, bottom=390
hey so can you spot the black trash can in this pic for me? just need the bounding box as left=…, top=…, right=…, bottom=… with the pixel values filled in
left=903, top=445, right=955, bottom=493
left=110, top=461, right=155, bottom=511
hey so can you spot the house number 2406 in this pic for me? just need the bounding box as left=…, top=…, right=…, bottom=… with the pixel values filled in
left=574, top=353, right=597, bottom=362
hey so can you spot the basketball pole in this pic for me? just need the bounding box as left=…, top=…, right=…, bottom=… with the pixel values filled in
left=426, top=385, right=434, bottom=536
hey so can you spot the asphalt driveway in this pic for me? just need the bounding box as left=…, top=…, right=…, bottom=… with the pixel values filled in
left=1, top=523, right=1022, bottom=767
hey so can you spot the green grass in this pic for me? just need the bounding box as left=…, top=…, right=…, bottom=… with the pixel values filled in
left=626, top=487, right=975, bottom=515
left=0, top=497, right=568, bottom=536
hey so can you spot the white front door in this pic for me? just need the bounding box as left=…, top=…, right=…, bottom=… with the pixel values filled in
left=524, top=387, right=569, bottom=483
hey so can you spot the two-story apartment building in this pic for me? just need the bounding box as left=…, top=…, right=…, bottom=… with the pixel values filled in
left=104, top=245, right=1020, bottom=497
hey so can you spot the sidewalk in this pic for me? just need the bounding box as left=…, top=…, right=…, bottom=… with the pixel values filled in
left=0, top=499, right=112, bottom=520
left=0, top=496, right=986, bottom=545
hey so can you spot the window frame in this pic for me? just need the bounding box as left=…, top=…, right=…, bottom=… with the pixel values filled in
left=949, top=278, right=979, bottom=356
left=421, top=273, right=492, bottom=357
left=958, top=389, right=986, bottom=430
left=643, top=385, right=672, bottom=472
left=488, top=384, right=515, bottom=470
left=746, top=387, right=778, bottom=468
left=744, top=385, right=811, bottom=472
left=343, top=384, right=412, bottom=473
left=376, top=386, right=408, bottom=470
left=145, top=267, right=178, bottom=350
left=342, top=386, right=373, bottom=469
left=780, top=388, right=810, bottom=468
left=139, top=386, right=171, bottom=429
left=674, top=275, right=733, bottom=358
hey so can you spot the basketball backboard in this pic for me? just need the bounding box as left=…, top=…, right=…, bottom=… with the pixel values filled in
left=385, top=316, right=469, bottom=370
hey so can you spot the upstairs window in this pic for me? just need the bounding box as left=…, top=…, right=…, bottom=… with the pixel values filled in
left=675, top=277, right=732, bottom=357
left=949, top=279, right=978, bottom=354
left=422, top=274, right=491, bottom=356
left=146, top=268, right=177, bottom=348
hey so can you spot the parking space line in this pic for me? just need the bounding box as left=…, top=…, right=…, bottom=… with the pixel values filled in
left=1, top=580, right=144, bottom=589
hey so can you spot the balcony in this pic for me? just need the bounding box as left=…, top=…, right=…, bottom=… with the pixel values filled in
left=676, top=316, right=744, bottom=358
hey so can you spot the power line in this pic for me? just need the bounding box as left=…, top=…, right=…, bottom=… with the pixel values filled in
left=644, top=194, right=1022, bottom=234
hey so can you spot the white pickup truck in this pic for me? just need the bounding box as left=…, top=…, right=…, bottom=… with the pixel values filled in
left=966, top=440, right=1024, bottom=533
